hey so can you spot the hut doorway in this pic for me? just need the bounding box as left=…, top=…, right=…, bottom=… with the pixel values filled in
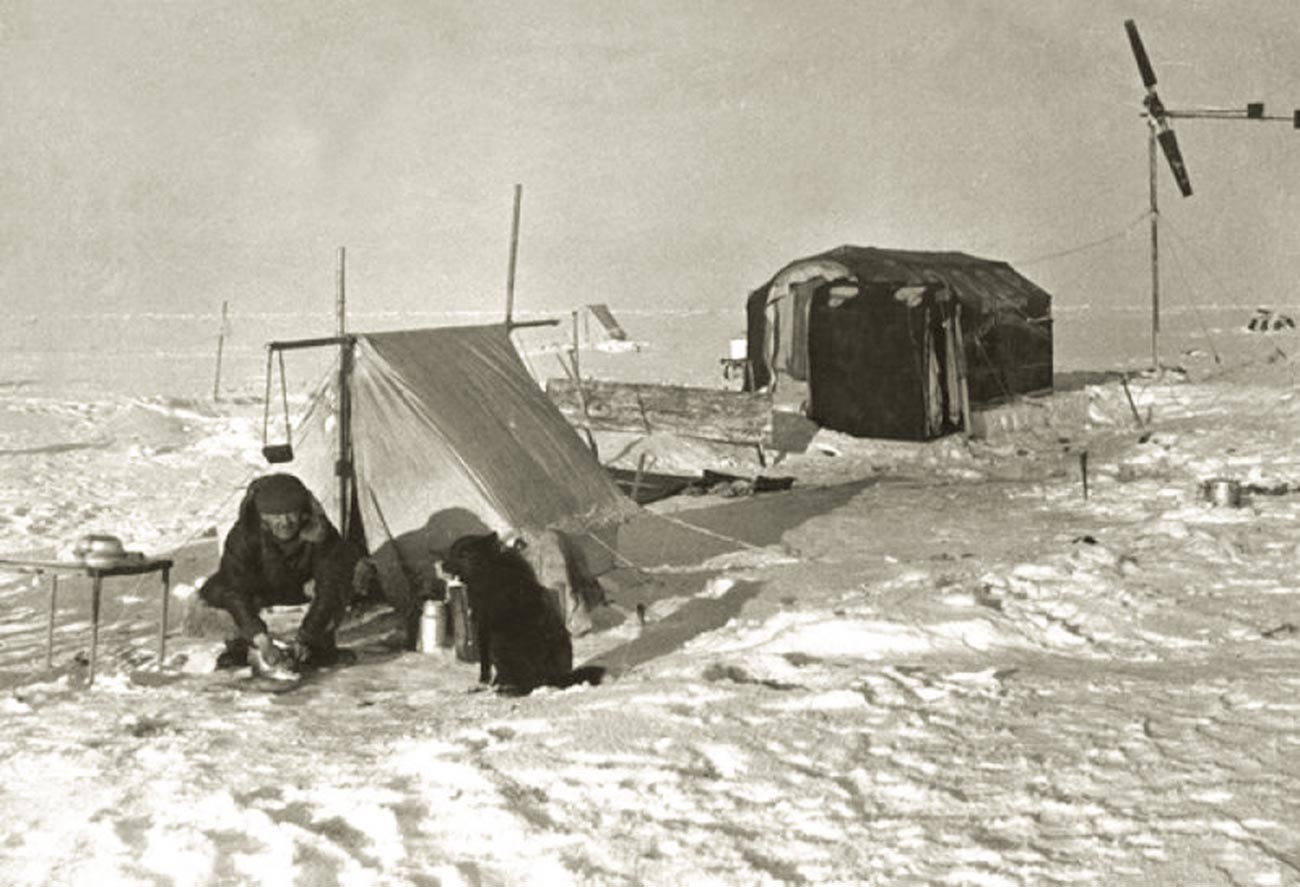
left=806, top=283, right=963, bottom=440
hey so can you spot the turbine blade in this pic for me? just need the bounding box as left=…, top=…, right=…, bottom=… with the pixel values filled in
left=1157, top=128, right=1193, bottom=197
left=1124, top=20, right=1158, bottom=89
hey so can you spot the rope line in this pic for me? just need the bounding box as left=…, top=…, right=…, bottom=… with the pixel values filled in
left=580, top=525, right=645, bottom=571
left=1012, top=211, right=1149, bottom=268
left=581, top=502, right=780, bottom=578
left=645, top=509, right=769, bottom=552
left=1161, top=231, right=1223, bottom=365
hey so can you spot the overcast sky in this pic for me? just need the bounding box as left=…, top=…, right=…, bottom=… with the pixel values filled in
left=3, top=0, right=1299, bottom=320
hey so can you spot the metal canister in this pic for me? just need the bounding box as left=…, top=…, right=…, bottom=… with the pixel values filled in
left=417, top=599, right=448, bottom=653
left=1201, top=478, right=1243, bottom=507
left=447, top=581, right=478, bottom=663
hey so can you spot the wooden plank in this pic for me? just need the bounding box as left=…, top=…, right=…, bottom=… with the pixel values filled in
left=546, top=379, right=773, bottom=445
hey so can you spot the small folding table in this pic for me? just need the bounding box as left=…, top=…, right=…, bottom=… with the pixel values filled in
left=0, top=556, right=174, bottom=686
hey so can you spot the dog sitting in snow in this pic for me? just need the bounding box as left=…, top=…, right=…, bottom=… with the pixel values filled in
left=443, top=532, right=604, bottom=695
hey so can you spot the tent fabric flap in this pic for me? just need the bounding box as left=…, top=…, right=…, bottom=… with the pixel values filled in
left=351, top=325, right=637, bottom=557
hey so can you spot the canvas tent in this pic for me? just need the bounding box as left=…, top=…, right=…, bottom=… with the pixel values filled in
left=745, top=245, right=1053, bottom=440
left=280, top=324, right=639, bottom=627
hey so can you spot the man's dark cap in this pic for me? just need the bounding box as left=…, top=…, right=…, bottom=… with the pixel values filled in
left=252, top=473, right=311, bottom=515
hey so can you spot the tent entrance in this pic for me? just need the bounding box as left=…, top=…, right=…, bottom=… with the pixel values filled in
left=806, top=283, right=963, bottom=441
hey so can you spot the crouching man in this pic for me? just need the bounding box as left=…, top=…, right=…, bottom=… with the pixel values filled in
left=200, top=473, right=362, bottom=673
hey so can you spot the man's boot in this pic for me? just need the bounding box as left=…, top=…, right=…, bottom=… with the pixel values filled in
left=214, top=637, right=250, bottom=670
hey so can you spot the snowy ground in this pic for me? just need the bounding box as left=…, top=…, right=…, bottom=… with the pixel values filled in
left=2, top=354, right=1300, bottom=885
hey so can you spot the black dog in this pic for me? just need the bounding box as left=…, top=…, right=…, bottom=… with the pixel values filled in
left=443, top=532, right=605, bottom=695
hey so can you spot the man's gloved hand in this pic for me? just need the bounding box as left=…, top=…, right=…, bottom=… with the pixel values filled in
left=287, top=636, right=312, bottom=669
left=247, top=633, right=299, bottom=680
left=250, top=632, right=280, bottom=668
left=247, top=632, right=300, bottom=680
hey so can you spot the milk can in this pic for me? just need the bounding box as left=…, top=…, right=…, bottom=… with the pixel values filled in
left=1200, top=478, right=1243, bottom=507
left=417, top=598, right=448, bottom=653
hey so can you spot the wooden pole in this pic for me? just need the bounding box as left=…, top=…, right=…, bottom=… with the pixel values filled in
left=336, top=247, right=346, bottom=338
left=260, top=346, right=274, bottom=447
left=46, top=575, right=57, bottom=669
left=505, top=184, right=522, bottom=326
left=157, top=565, right=170, bottom=667
left=1120, top=373, right=1146, bottom=427
left=336, top=247, right=352, bottom=537
left=568, top=310, right=598, bottom=457
left=571, top=309, right=581, bottom=381
left=1148, top=121, right=1161, bottom=374
left=212, top=300, right=228, bottom=402
left=953, top=302, right=974, bottom=436
left=1080, top=450, right=1090, bottom=501
left=277, top=350, right=291, bottom=450
left=630, top=452, right=649, bottom=503
left=89, top=575, right=102, bottom=686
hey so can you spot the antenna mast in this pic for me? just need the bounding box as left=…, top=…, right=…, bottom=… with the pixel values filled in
left=1147, top=120, right=1160, bottom=373
left=1124, top=19, right=1299, bottom=372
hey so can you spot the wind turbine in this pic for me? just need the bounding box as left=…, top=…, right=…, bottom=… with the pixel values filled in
left=1123, top=19, right=1298, bottom=371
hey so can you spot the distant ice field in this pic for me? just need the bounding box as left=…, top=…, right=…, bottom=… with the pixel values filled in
left=1, top=303, right=1295, bottom=399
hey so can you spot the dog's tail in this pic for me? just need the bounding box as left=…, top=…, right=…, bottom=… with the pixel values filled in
left=552, top=665, right=606, bottom=689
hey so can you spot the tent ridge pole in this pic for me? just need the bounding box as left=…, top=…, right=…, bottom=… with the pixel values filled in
left=505, top=184, right=522, bottom=326
left=336, top=246, right=352, bottom=537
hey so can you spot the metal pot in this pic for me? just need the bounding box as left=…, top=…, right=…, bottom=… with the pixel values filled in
left=73, top=533, right=125, bottom=560
left=1200, top=478, right=1242, bottom=507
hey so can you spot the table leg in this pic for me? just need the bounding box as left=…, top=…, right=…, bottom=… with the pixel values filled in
left=158, top=566, right=171, bottom=667
left=89, top=575, right=102, bottom=686
left=46, top=575, right=58, bottom=670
